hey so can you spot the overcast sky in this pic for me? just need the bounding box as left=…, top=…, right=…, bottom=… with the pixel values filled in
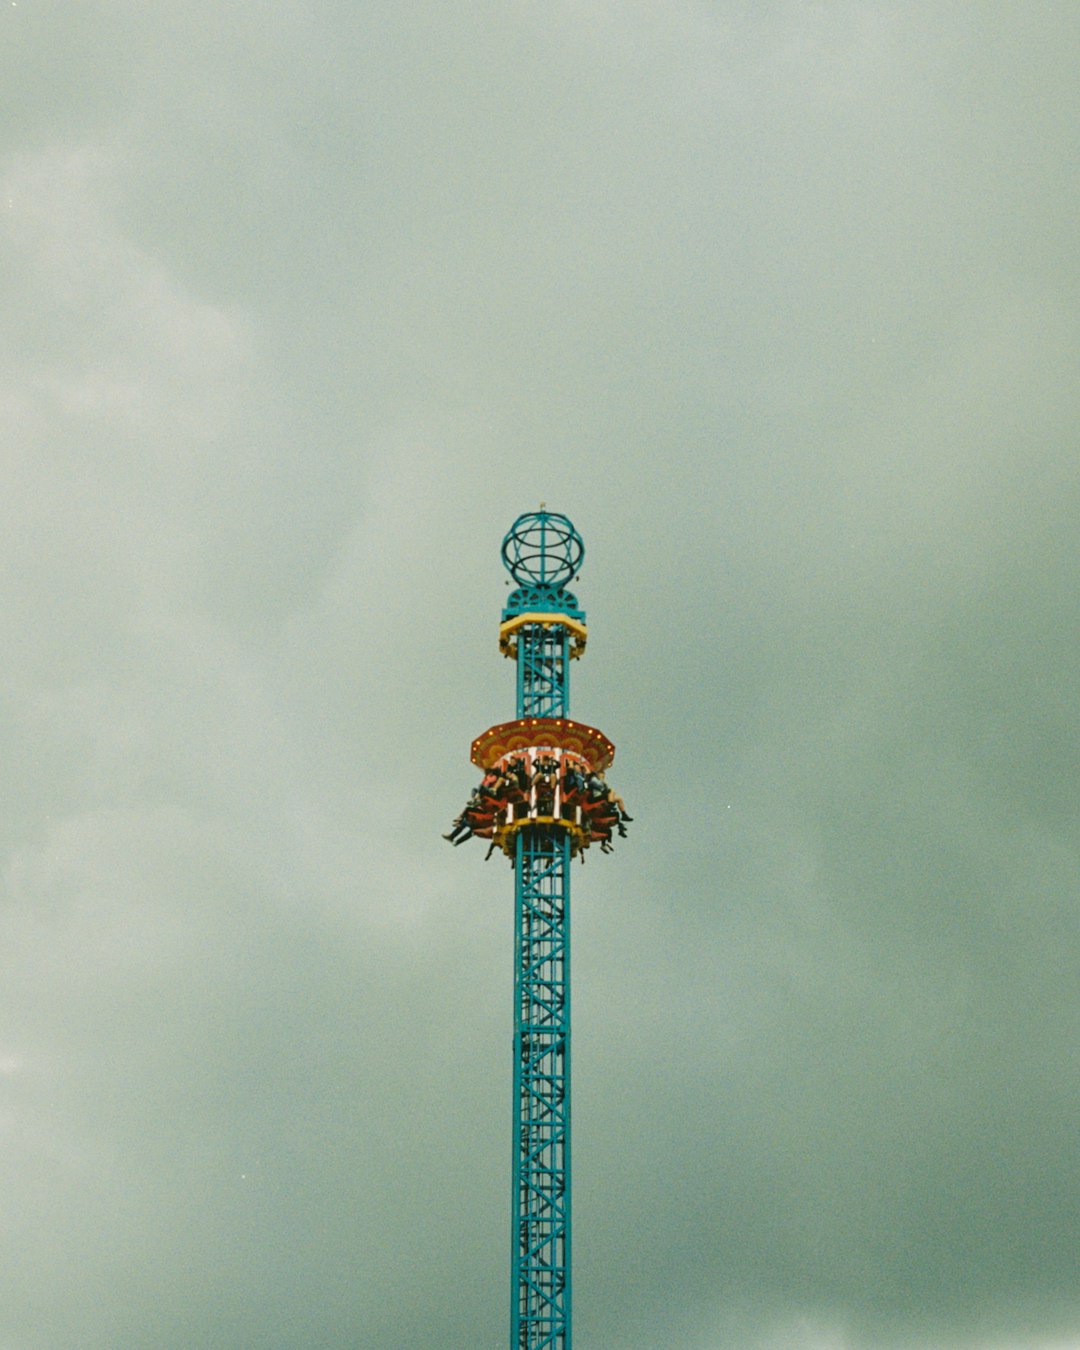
left=2, top=4, right=1079, bottom=1348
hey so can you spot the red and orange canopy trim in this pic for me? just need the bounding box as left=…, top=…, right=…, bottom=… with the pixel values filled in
left=471, top=717, right=615, bottom=772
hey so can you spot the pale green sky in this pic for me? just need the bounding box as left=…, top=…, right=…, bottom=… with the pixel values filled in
left=2, top=4, right=1079, bottom=1348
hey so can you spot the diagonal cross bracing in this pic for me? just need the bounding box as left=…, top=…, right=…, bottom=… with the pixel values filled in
left=516, top=626, right=569, bottom=719
left=512, top=825, right=570, bottom=1349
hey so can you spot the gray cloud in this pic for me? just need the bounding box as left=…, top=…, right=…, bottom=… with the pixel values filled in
left=2, top=3, right=1078, bottom=1347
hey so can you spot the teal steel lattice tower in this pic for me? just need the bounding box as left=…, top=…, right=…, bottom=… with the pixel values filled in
left=453, top=511, right=626, bottom=1350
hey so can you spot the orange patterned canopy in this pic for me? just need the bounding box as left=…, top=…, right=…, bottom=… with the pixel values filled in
left=470, top=718, right=615, bottom=771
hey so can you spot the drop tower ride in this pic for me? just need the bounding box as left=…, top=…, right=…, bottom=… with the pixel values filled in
left=448, top=510, right=629, bottom=1350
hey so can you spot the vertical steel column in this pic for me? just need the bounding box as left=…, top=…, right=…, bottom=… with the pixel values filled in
left=516, top=624, right=569, bottom=719
left=512, top=828, right=570, bottom=1349
left=497, top=510, right=586, bottom=1350
left=513, top=623, right=571, bottom=1349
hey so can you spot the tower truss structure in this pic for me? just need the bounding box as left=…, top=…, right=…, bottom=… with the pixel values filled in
left=449, top=510, right=628, bottom=1350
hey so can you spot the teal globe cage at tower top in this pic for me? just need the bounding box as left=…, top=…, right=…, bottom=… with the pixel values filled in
left=444, top=509, right=632, bottom=1350
left=500, top=509, right=584, bottom=589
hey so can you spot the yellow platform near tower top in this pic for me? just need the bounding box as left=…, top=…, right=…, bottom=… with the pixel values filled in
left=498, top=613, right=588, bottom=660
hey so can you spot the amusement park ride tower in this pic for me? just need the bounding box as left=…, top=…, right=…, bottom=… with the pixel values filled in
left=447, top=510, right=629, bottom=1350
